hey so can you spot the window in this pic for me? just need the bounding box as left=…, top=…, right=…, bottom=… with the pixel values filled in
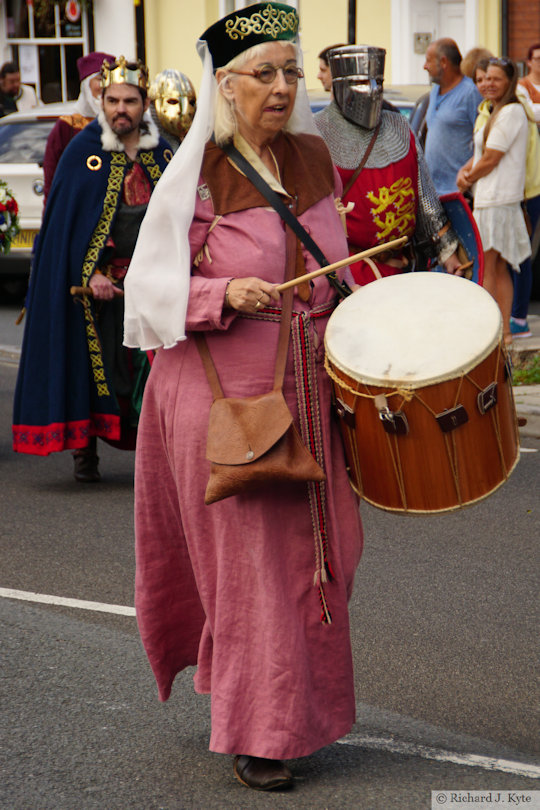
left=4, top=0, right=90, bottom=103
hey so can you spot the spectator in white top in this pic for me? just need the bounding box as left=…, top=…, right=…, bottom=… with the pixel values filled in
left=518, top=42, right=540, bottom=125
left=457, top=57, right=530, bottom=346
left=0, top=61, right=40, bottom=117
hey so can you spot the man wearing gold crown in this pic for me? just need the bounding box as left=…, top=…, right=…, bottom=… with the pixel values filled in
left=13, top=57, right=172, bottom=482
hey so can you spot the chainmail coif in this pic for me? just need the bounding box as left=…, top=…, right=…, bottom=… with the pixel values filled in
left=314, top=104, right=410, bottom=169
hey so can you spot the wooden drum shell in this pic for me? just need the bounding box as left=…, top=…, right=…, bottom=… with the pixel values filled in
left=327, top=342, right=520, bottom=513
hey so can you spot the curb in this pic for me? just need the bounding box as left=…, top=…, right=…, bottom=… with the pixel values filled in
left=518, top=414, right=540, bottom=440
left=0, top=345, right=21, bottom=364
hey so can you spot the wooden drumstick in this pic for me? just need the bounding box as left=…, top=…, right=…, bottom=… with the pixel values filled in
left=70, top=236, right=408, bottom=298
left=70, top=285, right=124, bottom=297
left=275, top=236, right=408, bottom=292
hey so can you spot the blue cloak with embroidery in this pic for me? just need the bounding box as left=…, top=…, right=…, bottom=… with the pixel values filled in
left=13, top=119, right=171, bottom=455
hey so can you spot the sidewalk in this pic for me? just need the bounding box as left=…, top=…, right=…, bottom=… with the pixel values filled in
left=510, top=303, right=540, bottom=439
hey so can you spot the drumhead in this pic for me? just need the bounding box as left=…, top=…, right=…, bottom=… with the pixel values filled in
left=325, top=273, right=502, bottom=388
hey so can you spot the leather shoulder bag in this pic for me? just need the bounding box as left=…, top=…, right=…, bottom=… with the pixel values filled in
left=196, top=220, right=325, bottom=505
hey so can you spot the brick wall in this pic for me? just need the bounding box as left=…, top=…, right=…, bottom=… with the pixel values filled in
left=507, top=0, right=540, bottom=64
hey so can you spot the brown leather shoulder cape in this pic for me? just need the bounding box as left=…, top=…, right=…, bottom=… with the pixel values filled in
left=201, top=132, right=335, bottom=217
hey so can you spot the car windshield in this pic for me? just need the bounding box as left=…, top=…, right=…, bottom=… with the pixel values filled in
left=0, top=121, right=56, bottom=163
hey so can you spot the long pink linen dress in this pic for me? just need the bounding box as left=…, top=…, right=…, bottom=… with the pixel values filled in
left=134, top=134, right=364, bottom=760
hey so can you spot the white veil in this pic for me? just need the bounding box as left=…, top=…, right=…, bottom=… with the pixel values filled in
left=74, top=74, right=102, bottom=118
left=124, top=36, right=316, bottom=350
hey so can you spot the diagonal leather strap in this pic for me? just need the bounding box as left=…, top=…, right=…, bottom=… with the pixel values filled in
left=341, top=120, right=381, bottom=199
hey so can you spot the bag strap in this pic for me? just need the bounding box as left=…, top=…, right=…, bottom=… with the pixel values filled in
left=195, top=221, right=297, bottom=398
left=222, top=142, right=352, bottom=299
left=341, top=120, right=381, bottom=199
left=195, top=333, right=224, bottom=399
left=273, top=225, right=296, bottom=388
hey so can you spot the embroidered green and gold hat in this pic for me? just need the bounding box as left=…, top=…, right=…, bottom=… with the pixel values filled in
left=200, top=2, right=299, bottom=70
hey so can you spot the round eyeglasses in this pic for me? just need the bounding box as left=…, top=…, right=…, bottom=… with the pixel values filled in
left=227, top=64, right=305, bottom=84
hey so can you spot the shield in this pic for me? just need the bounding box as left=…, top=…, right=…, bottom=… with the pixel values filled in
left=439, top=192, right=484, bottom=286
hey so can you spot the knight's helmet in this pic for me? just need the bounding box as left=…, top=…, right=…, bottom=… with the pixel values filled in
left=328, top=45, right=386, bottom=129
left=148, top=69, right=197, bottom=141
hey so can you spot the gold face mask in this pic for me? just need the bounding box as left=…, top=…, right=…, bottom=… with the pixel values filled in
left=149, top=70, right=197, bottom=140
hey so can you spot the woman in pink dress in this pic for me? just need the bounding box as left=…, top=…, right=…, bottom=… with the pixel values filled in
left=124, top=2, right=363, bottom=792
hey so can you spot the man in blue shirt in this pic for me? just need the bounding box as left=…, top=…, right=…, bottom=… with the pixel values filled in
left=423, top=38, right=482, bottom=196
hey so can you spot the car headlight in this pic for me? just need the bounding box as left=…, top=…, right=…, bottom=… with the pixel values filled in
left=33, top=179, right=44, bottom=195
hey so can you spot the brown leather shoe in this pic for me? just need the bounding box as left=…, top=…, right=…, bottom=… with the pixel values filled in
left=233, top=755, right=293, bottom=791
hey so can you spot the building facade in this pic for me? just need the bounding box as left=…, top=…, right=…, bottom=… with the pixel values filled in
left=0, top=0, right=537, bottom=104
left=506, top=0, right=540, bottom=66
left=0, top=0, right=138, bottom=103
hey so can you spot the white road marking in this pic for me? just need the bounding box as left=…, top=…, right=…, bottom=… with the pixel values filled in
left=338, top=734, right=540, bottom=779
left=0, top=587, right=135, bottom=616
left=3, top=588, right=539, bottom=780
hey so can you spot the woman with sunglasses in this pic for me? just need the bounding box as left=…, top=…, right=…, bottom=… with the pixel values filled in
left=124, top=2, right=363, bottom=792
left=457, top=57, right=531, bottom=345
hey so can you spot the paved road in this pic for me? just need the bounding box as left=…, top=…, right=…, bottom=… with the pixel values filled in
left=1, top=310, right=539, bottom=809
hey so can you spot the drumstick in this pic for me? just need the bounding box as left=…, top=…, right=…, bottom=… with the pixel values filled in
left=275, top=236, right=408, bottom=292
left=70, top=236, right=408, bottom=298
left=70, top=286, right=124, bottom=297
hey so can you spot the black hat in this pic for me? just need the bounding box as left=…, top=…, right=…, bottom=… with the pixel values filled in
left=200, top=2, right=299, bottom=70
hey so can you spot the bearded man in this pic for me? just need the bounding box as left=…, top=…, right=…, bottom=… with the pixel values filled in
left=315, top=45, right=462, bottom=285
left=13, top=57, right=171, bottom=482
left=423, top=39, right=482, bottom=196
left=0, top=61, right=39, bottom=116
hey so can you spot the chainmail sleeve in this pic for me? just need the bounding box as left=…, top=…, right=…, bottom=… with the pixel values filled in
left=415, top=135, right=459, bottom=264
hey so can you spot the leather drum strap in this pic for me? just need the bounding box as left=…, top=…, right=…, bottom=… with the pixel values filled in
left=341, top=120, right=381, bottom=199
left=222, top=142, right=352, bottom=299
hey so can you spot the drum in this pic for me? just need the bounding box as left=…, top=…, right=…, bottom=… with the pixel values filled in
left=324, top=273, right=519, bottom=513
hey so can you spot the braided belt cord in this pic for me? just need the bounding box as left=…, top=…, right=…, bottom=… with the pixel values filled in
left=242, top=300, right=336, bottom=623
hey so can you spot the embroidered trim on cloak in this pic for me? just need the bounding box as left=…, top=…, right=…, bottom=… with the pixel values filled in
left=80, top=151, right=163, bottom=398
left=241, top=300, right=335, bottom=623
left=11, top=414, right=122, bottom=456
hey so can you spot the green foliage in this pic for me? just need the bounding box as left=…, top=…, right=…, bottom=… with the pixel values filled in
left=512, top=354, right=540, bottom=386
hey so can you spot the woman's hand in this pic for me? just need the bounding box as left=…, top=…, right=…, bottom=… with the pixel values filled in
left=224, top=277, right=280, bottom=313
left=456, top=166, right=472, bottom=193
left=456, top=149, right=504, bottom=193
left=456, top=158, right=474, bottom=193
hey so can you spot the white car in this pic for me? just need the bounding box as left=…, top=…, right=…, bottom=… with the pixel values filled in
left=0, top=102, right=76, bottom=298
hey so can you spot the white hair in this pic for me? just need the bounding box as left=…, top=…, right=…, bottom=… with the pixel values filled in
left=213, top=40, right=302, bottom=146
left=74, top=73, right=102, bottom=117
